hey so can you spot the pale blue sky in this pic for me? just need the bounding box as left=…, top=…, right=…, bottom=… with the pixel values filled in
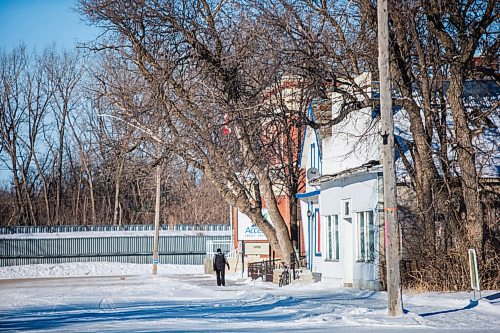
left=0, top=0, right=99, bottom=51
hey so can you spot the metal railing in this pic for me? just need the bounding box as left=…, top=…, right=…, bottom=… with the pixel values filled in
left=248, top=253, right=307, bottom=285
left=205, top=239, right=236, bottom=258
left=248, top=259, right=281, bottom=282
left=0, top=224, right=231, bottom=234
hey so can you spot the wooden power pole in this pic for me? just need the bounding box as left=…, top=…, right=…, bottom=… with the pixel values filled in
left=152, top=127, right=162, bottom=275
left=377, top=0, right=403, bottom=316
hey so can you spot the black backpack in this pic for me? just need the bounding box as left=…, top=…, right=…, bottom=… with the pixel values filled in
left=213, top=253, right=226, bottom=270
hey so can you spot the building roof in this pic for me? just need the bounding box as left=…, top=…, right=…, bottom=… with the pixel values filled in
left=309, top=160, right=381, bottom=186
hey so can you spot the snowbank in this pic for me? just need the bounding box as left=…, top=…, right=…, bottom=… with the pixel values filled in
left=0, top=262, right=204, bottom=279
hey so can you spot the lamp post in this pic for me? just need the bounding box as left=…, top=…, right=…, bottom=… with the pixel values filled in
left=97, top=114, right=164, bottom=276
left=152, top=127, right=162, bottom=275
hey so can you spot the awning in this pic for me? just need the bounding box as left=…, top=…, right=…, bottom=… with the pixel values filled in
left=296, top=190, right=320, bottom=203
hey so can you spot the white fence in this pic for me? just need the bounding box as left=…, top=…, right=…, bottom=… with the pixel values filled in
left=1, top=234, right=231, bottom=267
left=206, top=239, right=237, bottom=258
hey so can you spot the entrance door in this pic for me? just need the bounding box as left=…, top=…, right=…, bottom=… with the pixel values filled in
left=307, top=205, right=319, bottom=271
left=343, top=217, right=353, bottom=286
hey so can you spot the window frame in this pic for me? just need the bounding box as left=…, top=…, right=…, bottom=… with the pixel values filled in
left=310, top=143, right=316, bottom=169
left=314, top=208, right=321, bottom=256
left=325, top=215, right=340, bottom=261
left=341, top=198, right=352, bottom=219
left=356, top=210, right=375, bottom=262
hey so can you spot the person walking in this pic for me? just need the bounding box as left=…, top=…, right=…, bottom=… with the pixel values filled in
left=213, top=248, right=230, bottom=286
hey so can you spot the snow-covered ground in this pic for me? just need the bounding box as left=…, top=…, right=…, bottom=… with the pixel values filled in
left=0, top=263, right=498, bottom=332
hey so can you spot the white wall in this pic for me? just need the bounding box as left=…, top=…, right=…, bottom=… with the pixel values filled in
left=315, top=172, right=381, bottom=289
left=301, top=126, right=322, bottom=193
left=324, top=72, right=379, bottom=175
left=299, top=73, right=383, bottom=289
left=322, top=107, right=380, bottom=175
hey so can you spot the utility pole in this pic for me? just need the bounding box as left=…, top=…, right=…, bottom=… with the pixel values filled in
left=95, top=114, right=164, bottom=275
left=377, top=0, right=403, bottom=316
left=152, top=127, right=162, bottom=275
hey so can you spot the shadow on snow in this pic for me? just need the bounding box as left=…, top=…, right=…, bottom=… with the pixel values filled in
left=0, top=291, right=378, bottom=331
left=417, top=299, right=479, bottom=318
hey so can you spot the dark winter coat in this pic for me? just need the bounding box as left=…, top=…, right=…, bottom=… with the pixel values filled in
left=213, top=252, right=229, bottom=270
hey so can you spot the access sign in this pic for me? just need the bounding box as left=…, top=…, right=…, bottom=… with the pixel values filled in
left=237, top=209, right=270, bottom=241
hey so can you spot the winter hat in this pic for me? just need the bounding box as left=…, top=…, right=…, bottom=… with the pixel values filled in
left=216, top=248, right=221, bottom=253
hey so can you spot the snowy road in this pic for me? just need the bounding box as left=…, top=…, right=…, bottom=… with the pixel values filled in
left=0, top=264, right=498, bottom=332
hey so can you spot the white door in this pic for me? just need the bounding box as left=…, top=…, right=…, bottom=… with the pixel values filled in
left=343, top=217, right=353, bottom=286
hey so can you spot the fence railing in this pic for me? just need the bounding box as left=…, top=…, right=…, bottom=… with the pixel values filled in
left=0, top=235, right=231, bottom=267
left=205, top=239, right=236, bottom=258
left=248, top=259, right=280, bottom=282
left=0, top=224, right=231, bottom=234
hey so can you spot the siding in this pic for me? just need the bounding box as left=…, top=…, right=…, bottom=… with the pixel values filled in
left=0, top=235, right=231, bottom=267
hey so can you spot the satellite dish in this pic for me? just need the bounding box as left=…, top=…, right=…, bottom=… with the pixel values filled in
left=306, top=167, right=320, bottom=180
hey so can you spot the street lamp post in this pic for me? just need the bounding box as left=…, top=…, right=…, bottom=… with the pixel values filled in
left=152, top=127, right=162, bottom=275
left=97, top=114, right=164, bottom=276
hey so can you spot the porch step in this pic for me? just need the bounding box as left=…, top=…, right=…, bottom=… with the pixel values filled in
left=272, top=268, right=315, bottom=285
left=291, top=270, right=315, bottom=284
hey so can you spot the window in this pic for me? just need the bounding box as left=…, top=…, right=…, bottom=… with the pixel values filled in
left=326, top=215, right=340, bottom=261
left=341, top=199, right=352, bottom=218
left=315, top=210, right=321, bottom=256
left=368, top=211, right=375, bottom=260
left=310, top=143, right=316, bottom=168
left=357, top=212, right=365, bottom=260
left=356, top=211, right=375, bottom=261
left=326, top=216, right=332, bottom=260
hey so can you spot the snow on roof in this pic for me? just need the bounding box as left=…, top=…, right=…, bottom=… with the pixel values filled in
left=309, top=160, right=381, bottom=186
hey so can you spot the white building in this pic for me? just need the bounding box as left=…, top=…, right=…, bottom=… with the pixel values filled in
left=298, top=72, right=499, bottom=290
left=298, top=73, right=384, bottom=290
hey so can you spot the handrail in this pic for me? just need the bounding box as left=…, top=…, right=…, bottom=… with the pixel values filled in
left=248, top=259, right=281, bottom=282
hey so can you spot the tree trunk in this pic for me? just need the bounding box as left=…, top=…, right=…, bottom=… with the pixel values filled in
left=289, top=197, right=299, bottom=252
left=55, top=101, right=68, bottom=225
left=32, top=153, right=51, bottom=224
left=11, top=162, right=25, bottom=224
left=74, top=168, right=83, bottom=224
left=113, top=157, right=125, bottom=226
left=258, top=171, right=294, bottom=263
left=391, top=63, right=437, bottom=254
left=448, top=66, right=484, bottom=252
left=84, top=166, right=96, bottom=225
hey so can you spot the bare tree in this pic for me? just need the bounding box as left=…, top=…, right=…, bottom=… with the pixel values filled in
left=422, top=0, right=497, bottom=253
left=43, top=48, right=85, bottom=224
left=0, top=46, right=54, bottom=225
left=78, top=0, right=305, bottom=259
left=354, top=0, right=499, bottom=289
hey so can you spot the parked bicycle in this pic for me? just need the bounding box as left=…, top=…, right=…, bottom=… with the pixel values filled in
left=279, top=263, right=290, bottom=287
left=292, top=267, right=301, bottom=280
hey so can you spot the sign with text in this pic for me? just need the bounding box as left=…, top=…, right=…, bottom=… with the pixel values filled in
left=237, top=209, right=270, bottom=241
